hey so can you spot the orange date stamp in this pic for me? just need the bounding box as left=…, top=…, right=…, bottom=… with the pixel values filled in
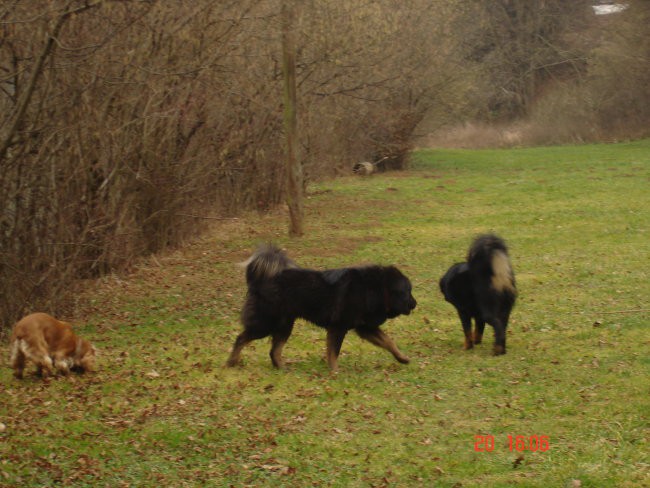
left=474, top=434, right=550, bottom=452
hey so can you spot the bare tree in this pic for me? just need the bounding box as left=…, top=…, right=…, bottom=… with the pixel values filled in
left=282, top=0, right=303, bottom=237
left=460, top=0, right=591, bottom=119
left=587, top=0, right=650, bottom=135
left=0, top=1, right=102, bottom=161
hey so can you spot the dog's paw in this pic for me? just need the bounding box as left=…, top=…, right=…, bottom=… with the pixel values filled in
left=493, top=345, right=506, bottom=356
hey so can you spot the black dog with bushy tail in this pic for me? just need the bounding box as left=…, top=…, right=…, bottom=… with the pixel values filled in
left=439, top=234, right=516, bottom=355
left=226, top=244, right=416, bottom=370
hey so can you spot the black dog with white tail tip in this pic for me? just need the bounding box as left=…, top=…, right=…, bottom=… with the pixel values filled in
left=439, top=234, right=516, bottom=355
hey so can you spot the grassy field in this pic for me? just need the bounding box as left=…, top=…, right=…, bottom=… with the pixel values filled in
left=1, top=140, right=649, bottom=487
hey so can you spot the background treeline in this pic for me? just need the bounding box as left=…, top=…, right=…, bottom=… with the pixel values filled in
left=424, top=0, right=650, bottom=146
left=1, top=0, right=648, bottom=328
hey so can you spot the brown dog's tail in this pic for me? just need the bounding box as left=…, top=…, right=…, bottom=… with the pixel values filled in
left=241, top=244, right=298, bottom=285
left=467, top=234, right=516, bottom=295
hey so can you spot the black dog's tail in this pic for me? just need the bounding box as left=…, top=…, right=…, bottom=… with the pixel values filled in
left=241, top=244, right=298, bottom=285
left=467, top=234, right=516, bottom=294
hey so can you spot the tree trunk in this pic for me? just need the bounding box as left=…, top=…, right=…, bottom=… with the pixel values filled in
left=281, top=0, right=304, bottom=237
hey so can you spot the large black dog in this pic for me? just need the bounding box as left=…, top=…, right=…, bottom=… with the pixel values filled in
left=439, top=234, right=516, bottom=355
left=226, top=244, right=416, bottom=370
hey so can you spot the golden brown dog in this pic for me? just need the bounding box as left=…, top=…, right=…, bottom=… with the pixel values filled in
left=10, top=313, right=96, bottom=379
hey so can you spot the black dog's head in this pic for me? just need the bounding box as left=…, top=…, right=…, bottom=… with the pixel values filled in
left=384, top=266, right=417, bottom=317
left=439, top=266, right=454, bottom=302
left=439, top=262, right=470, bottom=305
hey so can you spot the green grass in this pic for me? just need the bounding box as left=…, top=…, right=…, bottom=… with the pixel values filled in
left=1, top=140, right=649, bottom=487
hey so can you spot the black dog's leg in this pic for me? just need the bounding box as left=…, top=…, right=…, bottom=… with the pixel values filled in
left=326, top=329, right=347, bottom=371
left=492, top=319, right=506, bottom=355
left=270, top=321, right=294, bottom=369
left=458, top=312, right=473, bottom=350
left=356, top=329, right=410, bottom=364
left=492, top=307, right=512, bottom=355
left=226, top=329, right=269, bottom=367
left=473, top=320, right=486, bottom=345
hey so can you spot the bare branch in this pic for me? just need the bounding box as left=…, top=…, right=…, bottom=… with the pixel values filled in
left=0, top=0, right=104, bottom=161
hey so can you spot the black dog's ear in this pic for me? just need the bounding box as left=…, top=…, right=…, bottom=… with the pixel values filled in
left=363, top=267, right=392, bottom=313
